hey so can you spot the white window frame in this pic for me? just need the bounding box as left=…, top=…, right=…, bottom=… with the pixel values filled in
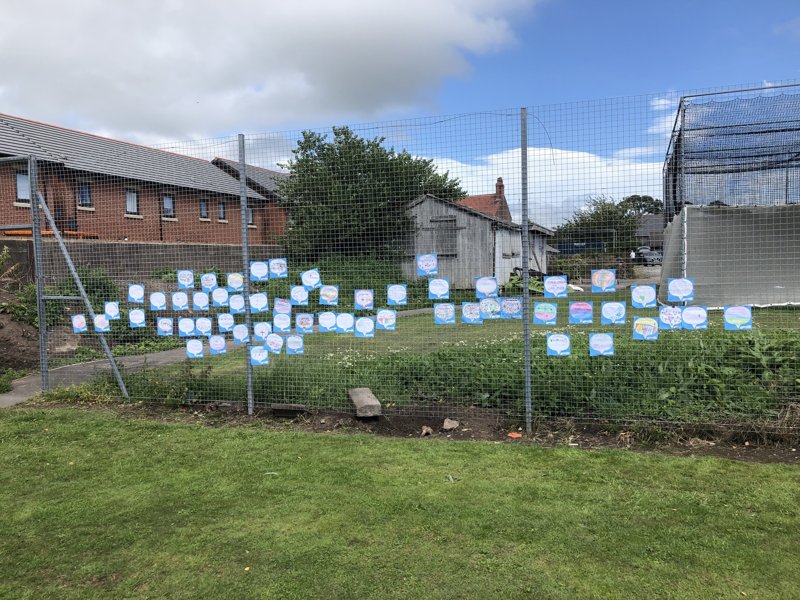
left=76, top=181, right=93, bottom=209
left=15, top=171, right=31, bottom=204
left=199, top=199, right=210, bottom=221
left=125, top=189, right=139, bottom=215
left=162, top=194, right=176, bottom=220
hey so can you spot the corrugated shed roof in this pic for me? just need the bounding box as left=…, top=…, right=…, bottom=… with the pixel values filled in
left=0, top=113, right=263, bottom=199
left=212, top=157, right=288, bottom=195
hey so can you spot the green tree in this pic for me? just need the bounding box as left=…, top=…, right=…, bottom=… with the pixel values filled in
left=277, top=127, right=465, bottom=260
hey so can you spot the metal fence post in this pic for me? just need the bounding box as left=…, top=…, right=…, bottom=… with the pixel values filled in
left=520, top=108, right=532, bottom=435
left=29, top=155, right=49, bottom=392
left=238, top=134, right=254, bottom=416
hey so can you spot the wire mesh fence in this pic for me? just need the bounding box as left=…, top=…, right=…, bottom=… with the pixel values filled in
left=1, top=84, right=799, bottom=433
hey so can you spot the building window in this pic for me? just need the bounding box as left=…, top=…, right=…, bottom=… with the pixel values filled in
left=15, top=172, right=31, bottom=203
left=247, top=207, right=254, bottom=226
left=77, top=182, right=92, bottom=208
left=162, top=195, right=175, bottom=218
left=432, top=216, right=458, bottom=256
left=125, top=190, right=139, bottom=215
left=199, top=199, right=209, bottom=220
left=218, top=202, right=226, bottom=221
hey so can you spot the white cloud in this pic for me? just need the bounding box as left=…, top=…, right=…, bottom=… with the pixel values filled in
left=0, top=0, right=539, bottom=142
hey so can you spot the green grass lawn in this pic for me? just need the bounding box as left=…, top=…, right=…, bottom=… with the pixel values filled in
left=1, top=408, right=798, bottom=599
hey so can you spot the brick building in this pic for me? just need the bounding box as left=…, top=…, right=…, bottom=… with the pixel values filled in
left=0, top=113, right=287, bottom=245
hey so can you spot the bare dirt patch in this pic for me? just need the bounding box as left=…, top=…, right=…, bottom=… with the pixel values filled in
left=0, top=290, right=39, bottom=369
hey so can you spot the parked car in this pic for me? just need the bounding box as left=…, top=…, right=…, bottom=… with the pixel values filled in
left=640, top=250, right=663, bottom=265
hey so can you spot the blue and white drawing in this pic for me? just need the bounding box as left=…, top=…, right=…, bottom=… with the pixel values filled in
left=355, top=316, right=375, bottom=338
left=211, top=287, right=229, bottom=307
left=194, top=317, right=212, bottom=337
left=200, top=272, right=218, bottom=292
left=543, top=275, right=568, bottom=298
left=192, top=292, right=209, bottom=311
left=416, top=253, right=438, bottom=276
left=177, top=270, right=194, bottom=289
left=318, top=312, right=337, bottom=333
left=461, top=302, right=482, bottom=325
left=335, top=313, right=355, bottom=334
left=209, top=334, right=227, bottom=355
left=268, top=258, right=288, bottom=279
left=290, top=286, right=309, bottom=306
left=229, top=294, right=245, bottom=315
left=286, top=334, right=305, bottom=354
left=253, top=321, right=272, bottom=342
left=250, top=345, right=270, bottom=365
left=157, top=317, right=173, bottom=337
left=250, top=292, right=269, bottom=313
left=320, top=285, right=339, bottom=306
left=546, top=333, right=571, bottom=356
left=630, top=284, right=657, bottom=309
left=376, top=309, right=397, bottom=331
left=681, top=306, right=708, bottom=330
left=94, top=314, right=111, bottom=333
left=354, top=289, right=374, bottom=311
left=295, top=313, right=314, bottom=334
left=127, top=284, right=145, bottom=304
left=217, top=313, right=234, bottom=333
left=659, top=306, right=683, bottom=330
left=589, top=333, right=615, bottom=356
left=667, top=278, right=694, bottom=302
left=273, top=298, right=291, bottom=315
left=479, top=297, right=502, bottom=320
left=632, top=317, right=659, bottom=341
left=387, top=284, right=407, bottom=306
left=250, top=261, right=269, bottom=282
left=129, top=309, right=146, bottom=329
left=475, top=276, right=499, bottom=299
left=185, top=339, right=204, bottom=359
left=273, top=313, right=292, bottom=333
left=71, top=314, right=88, bottom=334
left=500, top=297, right=523, bottom=320
left=301, top=268, right=322, bottom=290
left=265, top=333, right=284, bottom=354
left=428, top=278, right=450, bottom=300
left=171, top=292, right=189, bottom=311
left=600, top=301, right=626, bottom=325
left=178, top=317, right=196, bottom=337
left=568, top=302, right=593, bottom=325
left=149, top=292, right=167, bottom=311
left=232, top=323, right=250, bottom=344
left=723, top=305, right=753, bottom=330
left=434, top=303, right=456, bottom=325
left=533, top=302, right=557, bottom=326
left=591, top=269, right=616, bottom=293
left=104, top=301, right=120, bottom=320
left=226, top=272, right=244, bottom=292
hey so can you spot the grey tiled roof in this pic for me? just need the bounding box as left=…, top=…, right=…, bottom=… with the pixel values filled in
left=0, top=113, right=263, bottom=200
left=212, top=157, right=288, bottom=195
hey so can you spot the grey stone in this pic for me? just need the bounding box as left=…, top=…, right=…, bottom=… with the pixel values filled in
left=348, top=388, right=382, bottom=418
left=442, top=418, right=460, bottom=431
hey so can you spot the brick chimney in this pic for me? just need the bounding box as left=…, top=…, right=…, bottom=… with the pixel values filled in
left=495, top=177, right=504, bottom=199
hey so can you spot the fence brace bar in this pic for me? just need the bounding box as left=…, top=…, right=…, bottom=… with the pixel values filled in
left=520, top=108, right=533, bottom=435
left=238, top=134, right=255, bottom=416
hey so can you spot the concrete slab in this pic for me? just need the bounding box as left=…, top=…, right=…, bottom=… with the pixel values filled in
left=348, top=387, right=382, bottom=418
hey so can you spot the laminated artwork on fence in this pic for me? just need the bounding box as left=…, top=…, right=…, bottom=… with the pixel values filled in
left=178, top=317, right=195, bottom=337
left=253, top=321, right=272, bottom=342
left=129, top=309, right=146, bottom=328
left=475, top=276, right=498, bottom=299
left=269, top=258, right=288, bottom=279
left=250, top=293, right=269, bottom=313
left=211, top=288, right=229, bottom=307
left=233, top=323, right=250, bottom=344
left=290, top=286, right=309, bottom=306
left=659, top=306, right=682, bottom=330
left=71, top=314, right=87, bottom=334
left=416, top=253, right=438, bottom=276
left=265, top=333, right=284, bottom=354
left=376, top=309, right=397, bottom=331
left=195, top=317, right=212, bottom=337
left=295, top=313, right=314, bottom=334
left=209, top=334, right=227, bottom=355
left=630, top=285, right=657, bottom=309
left=500, top=297, right=523, bottom=319
left=172, top=292, right=189, bottom=311
left=229, top=294, right=245, bottom=315
left=301, top=268, right=322, bottom=290
left=479, top=297, right=502, bottom=320
left=217, top=313, right=234, bottom=333
left=250, top=345, right=270, bottom=365
left=200, top=272, right=218, bottom=292
left=250, top=261, right=269, bottom=282
left=569, top=302, right=593, bottom=324
left=336, top=313, right=355, bottom=333
left=355, top=316, right=375, bottom=338
left=177, top=270, right=194, bottom=290
left=318, top=312, right=337, bottom=332
left=600, top=302, right=626, bottom=325
left=94, top=314, right=110, bottom=333
left=461, top=302, right=482, bottom=324
left=273, top=298, right=291, bottom=315
left=273, top=313, right=291, bottom=333
left=320, top=285, right=339, bottom=306
left=632, top=317, right=659, bottom=341
left=546, top=333, right=571, bottom=356
left=428, top=278, right=450, bottom=300
left=157, top=317, right=173, bottom=337
left=681, top=306, right=708, bottom=330
left=128, top=284, right=145, bottom=304
left=533, top=302, right=557, bottom=326
left=591, top=269, right=616, bottom=293
left=543, top=275, right=568, bottom=298
left=589, top=333, right=614, bottom=356
left=286, top=334, right=305, bottom=354
left=104, top=302, right=120, bottom=320
left=434, top=303, right=456, bottom=325
left=150, top=292, right=167, bottom=311
left=193, top=292, right=209, bottom=311
left=226, top=272, right=244, bottom=292
left=387, top=284, right=407, bottom=306
left=354, top=289, right=374, bottom=311
left=667, top=278, right=694, bottom=303
left=723, top=306, right=753, bottom=330
left=185, top=339, right=204, bottom=359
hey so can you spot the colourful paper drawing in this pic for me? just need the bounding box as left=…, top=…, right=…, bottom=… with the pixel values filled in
left=149, top=292, right=166, bottom=311
left=387, top=284, right=407, bottom=306
left=335, top=313, right=355, bottom=333
left=129, top=309, right=146, bottom=328
left=157, top=317, right=173, bottom=337
left=229, top=294, right=245, bottom=314
left=290, top=286, right=309, bottom=306
left=211, top=287, right=229, bottom=307
left=376, top=309, right=397, bottom=331
left=273, top=313, right=292, bottom=333
left=667, top=278, right=694, bottom=302
left=320, top=285, right=339, bottom=306
left=533, top=302, right=557, bottom=326
left=354, top=289, right=374, bottom=311
left=266, top=333, right=284, bottom=354
left=268, top=258, right=288, bottom=279
left=500, top=297, right=523, bottom=320
left=104, top=301, right=120, bottom=320
left=301, top=268, right=322, bottom=290
left=434, top=303, right=456, bottom=325
left=681, top=306, right=708, bottom=330
left=127, top=284, right=145, bottom=303
left=177, top=270, right=194, bottom=290
left=475, top=276, right=499, bottom=299
left=250, top=345, right=270, bottom=365
left=630, top=284, right=657, bottom=309
left=194, top=317, right=212, bottom=337
left=217, top=313, right=234, bottom=333
left=192, top=292, right=209, bottom=311
left=659, top=306, right=682, bottom=330
left=723, top=305, right=753, bottom=330
left=569, top=301, right=593, bottom=324
left=296, top=313, right=315, bottom=334
left=318, top=311, right=337, bottom=333
left=286, top=334, right=305, bottom=354
left=355, top=316, right=376, bottom=338
left=591, top=269, right=616, bottom=292
left=178, top=317, right=196, bottom=337
left=589, top=333, right=614, bottom=356
left=600, top=301, right=626, bottom=325
left=253, top=321, right=272, bottom=342
left=250, top=261, right=269, bottom=282
left=250, top=292, right=269, bottom=313
left=233, top=323, right=250, bottom=344
left=461, top=302, right=483, bottom=325
left=226, top=272, right=244, bottom=292
left=71, top=314, right=88, bottom=334
left=273, top=298, right=291, bottom=315
left=479, top=297, right=502, bottom=320
left=428, top=278, right=450, bottom=300
left=546, top=333, right=571, bottom=356
left=171, top=292, right=189, bottom=311
left=186, top=339, right=204, bottom=359
left=543, top=275, right=568, bottom=298
left=416, top=253, right=438, bottom=276
left=200, top=272, right=218, bottom=292
left=209, top=334, right=227, bottom=355
left=632, top=317, right=659, bottom=340
left=94, top=314, right=110, bottom=333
